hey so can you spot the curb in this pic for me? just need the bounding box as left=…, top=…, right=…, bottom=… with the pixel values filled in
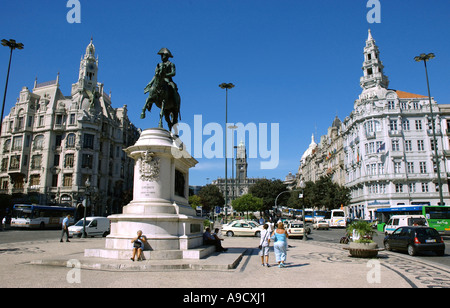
left=26, top=248, right=248, bottom=272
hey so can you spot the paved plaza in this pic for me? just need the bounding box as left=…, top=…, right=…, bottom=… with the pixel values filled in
left=1, top=236, right=450, bottom=288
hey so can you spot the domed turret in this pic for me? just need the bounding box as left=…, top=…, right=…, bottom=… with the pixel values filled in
left=301, top=134, right=317, bottom=162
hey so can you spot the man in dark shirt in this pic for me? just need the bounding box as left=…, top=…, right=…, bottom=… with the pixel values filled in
left=203, top=227, right=227, bottom=252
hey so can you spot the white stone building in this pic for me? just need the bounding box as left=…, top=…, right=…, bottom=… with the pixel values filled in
left=298, top=116, right=345, bottom=188
left=0, top=39, right=140, bottom=217
left=342, top=30, right=449, bottom=220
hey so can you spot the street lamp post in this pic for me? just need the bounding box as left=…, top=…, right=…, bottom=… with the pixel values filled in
left=219, top=83, right=235, bottom=223
left=299, top=180, right=307, bottom=241
left=1, top=39, right=24, bottom=136
left=414, top=53, right=444, bottom=205
left=274, top=190, right=294, bottom=211
left=233, top=145, right=238, bottom=202
left=82, top=178, right=91, bottom=238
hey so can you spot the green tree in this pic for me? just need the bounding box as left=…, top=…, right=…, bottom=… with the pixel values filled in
left=188, top=195, right=202, bottom=210
left=198, top=184, right=224, bottom=212
left=300, top=175, right=351, bottom=210
left=232, top=194, right=263, bottom=219
left=287, top=189, right=302, bottom=209
left=287, top=181, right=315, bottom=209
left=335, top=184, right=351, bottom=209
left=249, top=179, right=288, bottom=213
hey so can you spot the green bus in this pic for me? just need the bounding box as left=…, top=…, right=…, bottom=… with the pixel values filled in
left=376, top=205, right=450, bottom=234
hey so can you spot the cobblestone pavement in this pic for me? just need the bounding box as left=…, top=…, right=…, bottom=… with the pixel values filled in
left=1, top=237, right=450, bottom=288
left=307, top=241, right=450, bottom=288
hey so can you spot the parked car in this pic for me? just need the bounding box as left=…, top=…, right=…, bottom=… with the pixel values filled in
left=313, top=220, right=329, bottom=230
left=223, top=219, right=260, bottom=227
left=221, top=221, right=264, bottom=237
left=383, top=215, right=428, bottom=235
left=69, top=217, right=111, bottom=238
left=286, top=221, right=305, bottom=238
left=383, top=226, right=445, bottom=256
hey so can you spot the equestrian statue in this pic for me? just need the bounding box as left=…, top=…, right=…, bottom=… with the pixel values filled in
left=141, top=48, right=181, bottom=131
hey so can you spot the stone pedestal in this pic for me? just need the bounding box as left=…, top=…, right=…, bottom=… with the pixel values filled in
left=86, top=128, right=205, bottom=260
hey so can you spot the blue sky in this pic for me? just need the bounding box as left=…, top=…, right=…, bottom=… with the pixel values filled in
left=1, top=0, right=450, bottom=186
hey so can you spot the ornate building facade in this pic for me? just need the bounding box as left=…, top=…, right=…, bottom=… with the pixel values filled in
left=0, top=39, right=140, bottom=217
left=298, top=116, right=345, bottom=187
left=297, top=30, right=450, bottom=219
left=343, top=30, right=449, bottom=219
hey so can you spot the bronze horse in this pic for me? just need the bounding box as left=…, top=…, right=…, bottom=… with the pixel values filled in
left=141, top=48, right=181, bottom=131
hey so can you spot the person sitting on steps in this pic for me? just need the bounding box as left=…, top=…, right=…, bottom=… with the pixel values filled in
left=203, top=227, right=227, bottom=252
left=131, top=230, right=147, bottom=261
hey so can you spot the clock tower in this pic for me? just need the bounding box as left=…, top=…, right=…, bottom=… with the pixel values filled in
left=75, top=38, right=99, bottom=92
left=235, top=140, right=248, bottom=181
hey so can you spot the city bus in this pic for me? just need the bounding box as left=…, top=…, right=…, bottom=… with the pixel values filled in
left=324, top=209, right=347, bottom=227
left=11, top=204, right=75, bottom=229
left=291, top=209, right=302, bottom=219
left=304, top=209, right=315, bottom=222
left=376, top=205, right=450, bottom=234
left=281, top=207, right=290, bottom=218
left=314, top=210, right=328, bottom=221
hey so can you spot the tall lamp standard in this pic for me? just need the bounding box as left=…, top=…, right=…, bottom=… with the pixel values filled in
left=219, top=83, right=235, bottom=223
left=414, top=53, right=444, bottom=205
left=0, top=39, right=24, bottom=136
left=82, top=178, right=91, bottom=238
left=299, top=180, right=307, bottom=241
left=233, top=144, right=238, bottom=203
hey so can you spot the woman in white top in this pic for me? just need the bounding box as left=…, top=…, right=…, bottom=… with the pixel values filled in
left=259, top=224, right=271, bottom=267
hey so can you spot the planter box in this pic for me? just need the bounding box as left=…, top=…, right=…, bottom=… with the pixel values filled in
left=344, top=242, right=383, bottom=258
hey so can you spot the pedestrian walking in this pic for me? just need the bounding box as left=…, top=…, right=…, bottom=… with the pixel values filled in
left=259, top=217, right=265, bottom=225
left=271, top=222, right=289, bottom=267
left=259, top=224, right=271, bottom=267
left=267, top=220, right=274, bottom=234
left=60, top=214, right=71, bottom=242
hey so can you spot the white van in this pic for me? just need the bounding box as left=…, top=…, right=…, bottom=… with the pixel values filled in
left=69, top=217, right=110, bottom=238
left=384, top=215, right=428, bottom=235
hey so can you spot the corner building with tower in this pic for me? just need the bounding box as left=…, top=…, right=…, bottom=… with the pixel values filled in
left=0, top=39, right=140, bottom=217
left=298, top=30, right=450, bottom=220
left=343, top=30, right=450, bottom=219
